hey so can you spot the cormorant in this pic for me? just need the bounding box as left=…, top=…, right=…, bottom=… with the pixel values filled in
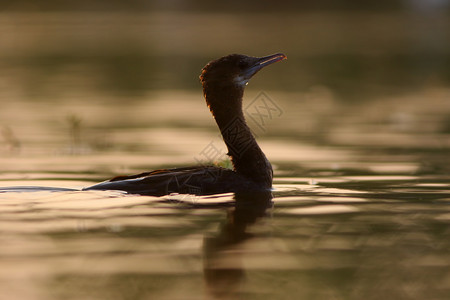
left=84, top=53, right=286, bottom=196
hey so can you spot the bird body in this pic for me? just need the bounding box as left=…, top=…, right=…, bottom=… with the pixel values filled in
left=87, top=166, right=264, bottom=196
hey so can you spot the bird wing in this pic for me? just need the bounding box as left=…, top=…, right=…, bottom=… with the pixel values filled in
left=84, top=166, right=239, bottom=196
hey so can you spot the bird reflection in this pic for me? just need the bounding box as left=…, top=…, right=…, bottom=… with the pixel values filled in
left=203, top=191, right=272, bottom=299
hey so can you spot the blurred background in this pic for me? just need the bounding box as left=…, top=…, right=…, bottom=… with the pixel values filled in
left=1, top=0, right=450, bottom=97
left=1, top=0, right=449, bottom=171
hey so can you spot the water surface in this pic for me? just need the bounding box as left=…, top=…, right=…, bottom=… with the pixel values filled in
left=1, top=88, right=449, bottom=300
left=1, top=10, right=450, bottom=300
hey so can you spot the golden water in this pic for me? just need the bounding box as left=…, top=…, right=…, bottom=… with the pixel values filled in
left=1, top=10, right=450, bottom=300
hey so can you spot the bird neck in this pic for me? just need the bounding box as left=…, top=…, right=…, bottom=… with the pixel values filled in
left=204, top=84, right=273, bottom=187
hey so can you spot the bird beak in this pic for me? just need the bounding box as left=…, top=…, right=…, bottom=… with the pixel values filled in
left=256, top=53, right=287, bottom=68
left=240, top=53, right=287, bottom=81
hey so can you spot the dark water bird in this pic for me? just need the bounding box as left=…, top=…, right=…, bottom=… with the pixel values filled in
left=84, top=53, right=286, bottom=196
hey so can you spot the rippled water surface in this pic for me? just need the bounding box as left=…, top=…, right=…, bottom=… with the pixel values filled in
left=1, top=89, right=449, bottom=300
left=1, top=10, right=450, bottom=300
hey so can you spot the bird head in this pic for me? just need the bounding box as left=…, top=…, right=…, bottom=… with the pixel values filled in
left=200, top=53, right=286, bottom=89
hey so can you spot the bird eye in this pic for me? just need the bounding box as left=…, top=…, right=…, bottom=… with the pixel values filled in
left=238, top=60, right=248, bottom=69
